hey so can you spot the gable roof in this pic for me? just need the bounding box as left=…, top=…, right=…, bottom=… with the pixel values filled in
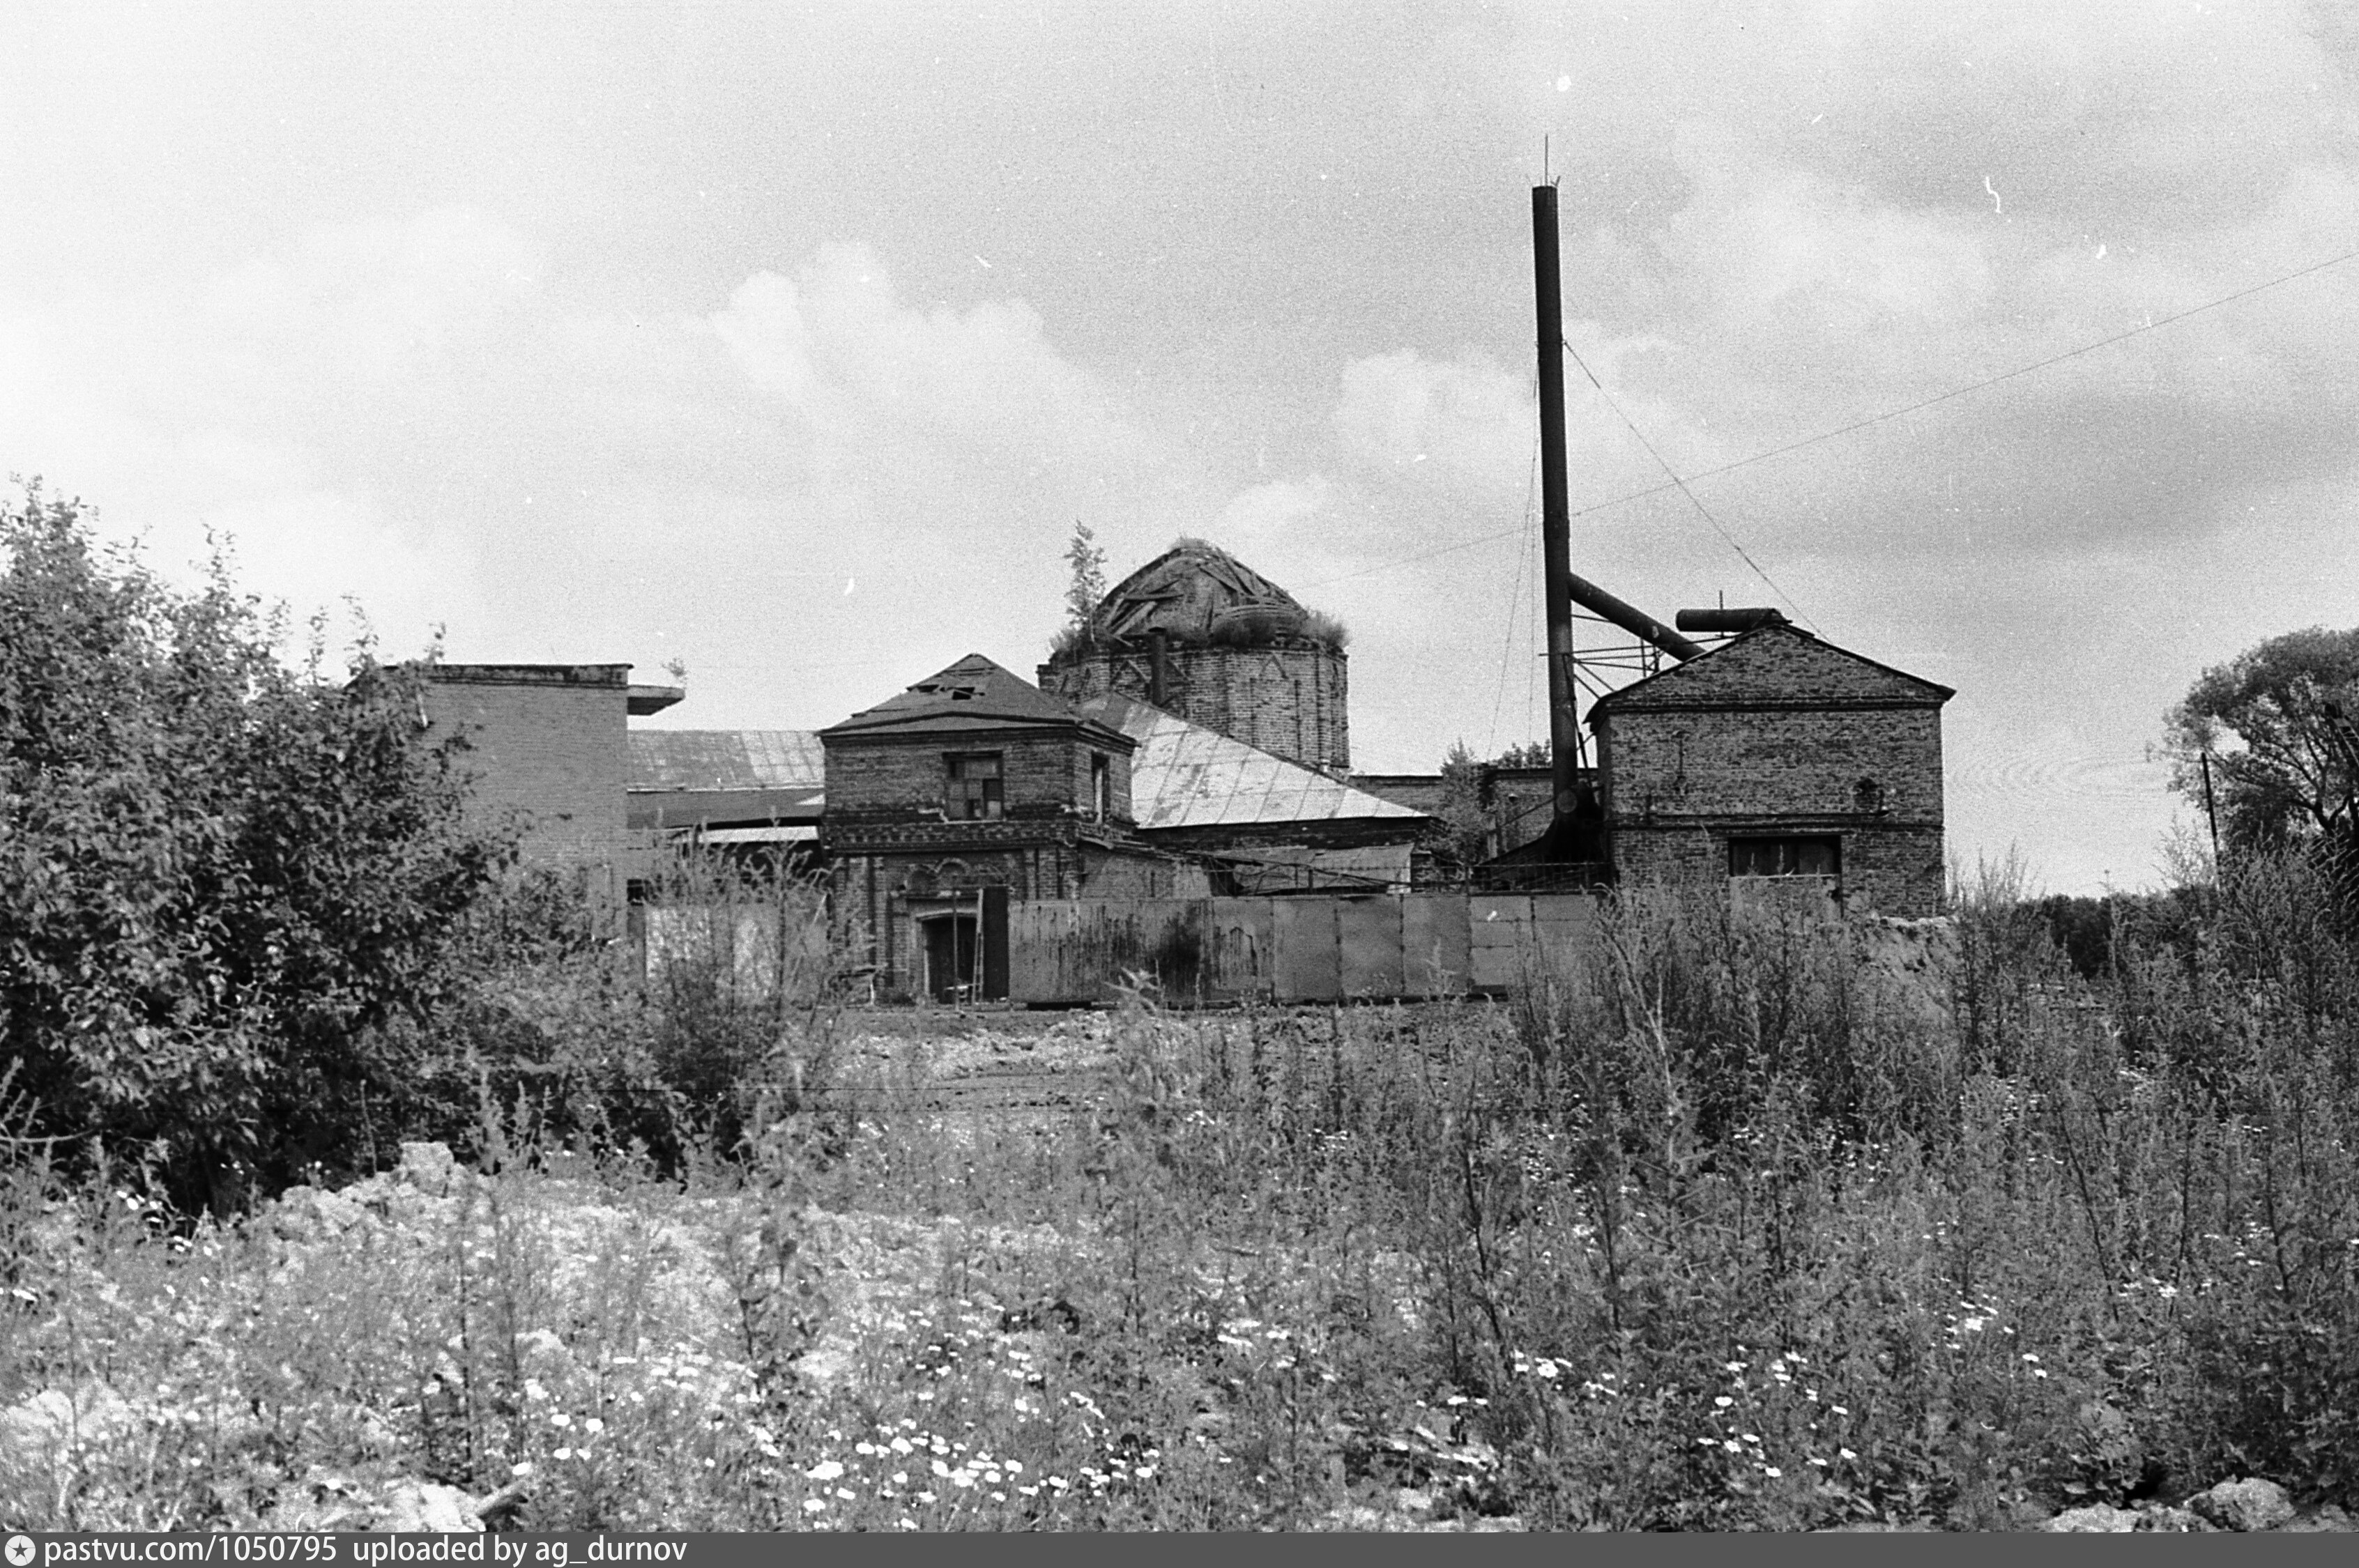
left=822, top=653, right=1131, bottom=744
left=1589, top=624, right=1953, bottom=718
left=1077, top=693, right=1428, bottom=830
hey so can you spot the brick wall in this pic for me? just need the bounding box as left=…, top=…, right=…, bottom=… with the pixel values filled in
left=1604, top=707, right=1944, bottom=823
left=831, top=836, right=1202, bottom=998
left=1042, top=641, right=1350, bottom=774
left=823, top=729, right=1134, bottom=826
left=423, top=666, right=635, bottom=869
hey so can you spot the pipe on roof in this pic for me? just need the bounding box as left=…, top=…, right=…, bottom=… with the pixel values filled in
left=1674, top=607, right=1788, bottom=635
left=1571, top=574, right=1707, bottom=661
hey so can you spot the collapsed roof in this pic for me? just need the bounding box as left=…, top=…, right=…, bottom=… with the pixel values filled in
left=1083, top=538, right=1339, bottom=650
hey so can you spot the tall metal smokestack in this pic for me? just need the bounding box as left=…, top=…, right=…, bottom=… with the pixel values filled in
left=1533, top=184, right=1581, bottom=825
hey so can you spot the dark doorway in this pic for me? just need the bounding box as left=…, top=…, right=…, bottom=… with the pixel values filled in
left=922, top=914, right=979, bottom=1002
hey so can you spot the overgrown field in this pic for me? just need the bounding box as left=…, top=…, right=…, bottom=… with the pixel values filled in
left=6, top=862, right=2359, bottom=1531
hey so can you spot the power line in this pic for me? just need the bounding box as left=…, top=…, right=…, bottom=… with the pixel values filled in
left=1563, top=338, right=1819, bottom=631
left=1485, top=435, right=1541, bottom=757
left=1301, top=236, right=2359, bottom=592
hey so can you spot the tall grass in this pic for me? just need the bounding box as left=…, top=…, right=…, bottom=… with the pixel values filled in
left=3, top=852, right=2355, bottom=1530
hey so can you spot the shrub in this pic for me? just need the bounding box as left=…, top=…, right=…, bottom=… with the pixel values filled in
left=0, top=486, right=510, bottom=1213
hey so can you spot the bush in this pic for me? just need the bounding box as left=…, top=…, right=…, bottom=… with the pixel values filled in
left=0, top=486, right=510, bottom=1213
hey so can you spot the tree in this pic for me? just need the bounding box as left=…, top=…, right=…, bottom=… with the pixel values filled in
left=0, top=485, right=512, bottom=1211
left=2165, top=624, right=2359, bottom=889
left=1430, top=739, right=1558, bottom=867
left=1063, top=521, right=1106, bottom=632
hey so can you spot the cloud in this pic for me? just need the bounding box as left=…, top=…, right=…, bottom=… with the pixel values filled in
left=0, top=209, right=1221, bottom=728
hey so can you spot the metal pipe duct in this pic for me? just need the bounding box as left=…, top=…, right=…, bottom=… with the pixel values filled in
left=1674, top=607, right=1788, bottom=636
left=1571, top=574, right=1706, bottom=661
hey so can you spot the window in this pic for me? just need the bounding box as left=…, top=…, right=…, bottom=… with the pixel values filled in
left=946, top=753, right=1003, bottom=820
left=1729, top=836, right=1840, bottom=878
left=1090, top=753, right=1110, bottom=821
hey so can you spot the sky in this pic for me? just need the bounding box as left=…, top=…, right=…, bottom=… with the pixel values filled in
left=6, top=0, right=2356, bottom=896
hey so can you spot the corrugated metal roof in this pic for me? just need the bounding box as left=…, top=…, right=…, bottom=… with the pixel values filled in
left=1078, top=695, right=1427, bottom=830
left=627, top=731, right=826, bottom=792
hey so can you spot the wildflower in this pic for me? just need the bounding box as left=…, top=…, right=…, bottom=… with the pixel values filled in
left=554, top=1447, right=574, bottom=1461
left=802, top=1498, right=827, bottom=1514
left=807, top=1459, right=846, bottom=1482
left=584, top=1416, right=605, bottom=1434
left=550, top=1412, right=573, bottom=1428
left=1839, top=1447, right=1857, bottom=1461
left=1723, top=1361, right=1747, bottom=1374
left=1830, top=1405, right=1849, bottom=1417
left=1764, top=1466, right=1782, bottom=1478
left=2020, top=1353, right=2040, bottom=1364
left=834, top=1488, right=855, bottom=1501
left=932, top=1459, right=951, bottom=1477
left=1714, top=1396, right=1734, bottom=1408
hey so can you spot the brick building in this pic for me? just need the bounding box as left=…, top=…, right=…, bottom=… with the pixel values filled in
left=1587, top=624, right=1952, bottom=917
left=1039, top=539, right=1350, bottom=775
left=419, top=663, right=682, bottom=902
left=821, top=653, right=1209, bottom=1001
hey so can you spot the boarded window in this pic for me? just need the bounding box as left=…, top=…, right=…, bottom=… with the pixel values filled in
left=1728, top=836, right=1840, bottom=878
left=947, top=753, right=1004, bottom=820
left=1090, top=753, right=1110, bottom=820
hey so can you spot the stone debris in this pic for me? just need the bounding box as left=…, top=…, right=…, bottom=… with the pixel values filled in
left=2042, top=1479, right=2337, bottom=1535
left=2046, top=1503, right=2142, bottom=1532
left=0, top=1384, right=139, bottom=1464
left=373, top=1480, right=484, bottom=1533
left=2190, top=1477, right=2296, bottom=1532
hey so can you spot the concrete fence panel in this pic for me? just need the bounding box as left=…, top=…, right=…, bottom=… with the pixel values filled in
left=1336, top=895, right=1407, bottom=999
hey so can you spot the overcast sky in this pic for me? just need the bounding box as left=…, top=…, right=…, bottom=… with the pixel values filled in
left=7, top=1, right=2356, bottom=895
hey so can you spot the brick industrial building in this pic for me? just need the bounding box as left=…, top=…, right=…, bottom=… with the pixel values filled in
left=1588, top=623, right=1953, bottom=916
left=417, top=539, right=1953, bottom=999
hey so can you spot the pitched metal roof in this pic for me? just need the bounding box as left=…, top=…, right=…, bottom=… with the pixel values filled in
left=627, top=730, right=825, bottom=792
left=1077, top=694, right=1428, bottom=830
left=822, top=653, right=1131, bottom=743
